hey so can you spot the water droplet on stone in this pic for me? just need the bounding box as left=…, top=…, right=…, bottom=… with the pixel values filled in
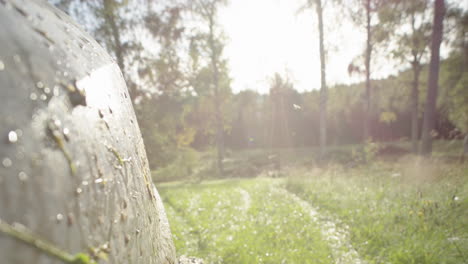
left=82, top=180, right=89, bottom=186
left=36, top=81, right=44, bottom=89
left=54, top=119, right=62, bottom=127
left=18, top=171, right=28, bottom=181
left=2, top=158, right=12, bottom=168
left=40, top=94, right=47, bottom=101
left=30, top=93, right=38, bottom=101
left=53, top=86, right=60, bottom=96
left=76, top=187, right=82, bottom=195
left=8, top=130, right=18, bottom=143
left=56, top=213, right=64, bottom=222
left=44, top=87, right=51, bottom=94
left=0, top=60, right=4, bottom=71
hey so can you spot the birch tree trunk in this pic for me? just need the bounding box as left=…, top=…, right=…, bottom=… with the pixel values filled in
left=364, top=0, right=372, bottom=141
left=316, top=0, right=328, bottom=158
left=208, top=13, right=224, bottom=176
left=411, top=63, right=421, bottom=153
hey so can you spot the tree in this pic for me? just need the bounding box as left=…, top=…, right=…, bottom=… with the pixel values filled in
left=51, top=0, right=141, bottom=97
left=299, top=0, right=328, bottom=157
left=51, top=0, right=187, bottom=100
left=229, top=90, right=260, bottom=149
left=384, top=0, right=431, bottom=153
left=444, top=8, right=468, bottom=160
left=268, top=73, right=296, bottom=149
left=266, top=73, right=299, bottom=171
left=347, top=0, right=385, bottom=141
left=190, top=0, right=230, bottom=176
left=139, top=2, right=186, bottom=95
left=102, top=0, right=126, bottom=81
left=316, top=0, right=327, bottom=158
left=420, top=0, right=446, bottom=156
left=448, top=72, right=468, bottom=160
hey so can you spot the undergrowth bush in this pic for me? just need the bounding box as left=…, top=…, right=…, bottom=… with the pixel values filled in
left=152, top=148, right=203, bottom=182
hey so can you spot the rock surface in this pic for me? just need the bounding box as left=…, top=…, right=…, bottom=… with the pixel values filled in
left=0, top=0, right=175, bottom=263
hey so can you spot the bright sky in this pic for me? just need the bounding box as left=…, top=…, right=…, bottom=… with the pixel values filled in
left=219, top=0, right=467, bottom=94
left=218, top=0, right=368, bottom=93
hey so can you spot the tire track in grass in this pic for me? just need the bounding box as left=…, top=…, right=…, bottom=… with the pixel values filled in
left=237, top=187, right=251, bottom=212
left=163, top=193, right=203, bottom=255
left=273, top=185, right=366, bottom=264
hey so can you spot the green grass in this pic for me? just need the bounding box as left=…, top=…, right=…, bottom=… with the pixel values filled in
left=285, top=159, right=468, bottom=264
left=156, top=141, right=468, bottom=263
left=159, top=179, right=333, bottom=263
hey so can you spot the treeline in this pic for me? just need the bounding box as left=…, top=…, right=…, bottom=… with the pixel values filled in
left=137, top=53, right=465, bottom=169
left=50, top=0, right=467, bottom=172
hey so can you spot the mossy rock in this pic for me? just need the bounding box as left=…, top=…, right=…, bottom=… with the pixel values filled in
left=0, top=0, right=175, bottom=263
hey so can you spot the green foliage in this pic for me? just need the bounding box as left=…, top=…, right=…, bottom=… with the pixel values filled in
left=381, top=0, right=431, bottom=63
left=447, top=73, right=468, bottom=133
left=351, top=140, right=381, bottom=164
left=153, top=148, right=203, bottom=182
left=379, top=111, right=397, bottom=124
left=71, top=254, right=94, bottom=264
left=135, top=92, right=207, bottom=170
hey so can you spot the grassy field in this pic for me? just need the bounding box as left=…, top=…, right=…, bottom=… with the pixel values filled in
left=157, top=143, right=468, bottom=264
left=285, top=159, right=468, bottom=264
left=160, top=179, right=334, bottom=263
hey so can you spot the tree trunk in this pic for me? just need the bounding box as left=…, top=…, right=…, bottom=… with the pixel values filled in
left=316, top=0, right=328, bottom=158
left=364, top=0, right=372, bottom=141
left=102, top=0, right=133, bottom=97
left=0, top=1, right=175, bottom=263
left=208, top=16, right=224, bottom=176
left=103, top=0, right=124, bottom=73
left=420, top=0, right=445, bottom=156
left=410, top=11, right=421, bottom=154
left=411, top=63, right=421, bottom=153
left=215, top=95, right=225, bottom=176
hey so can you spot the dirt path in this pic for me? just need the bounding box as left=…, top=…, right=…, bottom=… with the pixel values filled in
left=272, top=185, right=366, bottom=264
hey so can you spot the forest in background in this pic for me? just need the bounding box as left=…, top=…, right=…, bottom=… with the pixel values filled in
left=50, top=0, right=467, bottom=180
